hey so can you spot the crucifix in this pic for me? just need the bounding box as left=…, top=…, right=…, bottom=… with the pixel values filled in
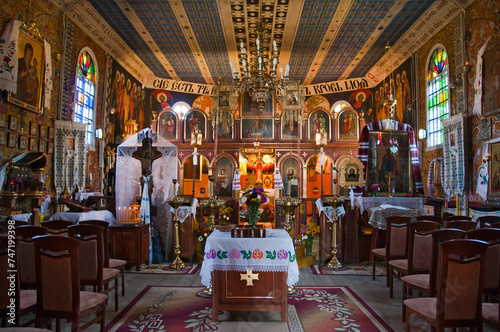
left=385, top=171, right=396, bottom=198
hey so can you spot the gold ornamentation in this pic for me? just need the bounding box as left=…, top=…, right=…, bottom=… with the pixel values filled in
left=240, top=268, right=259, bottom=286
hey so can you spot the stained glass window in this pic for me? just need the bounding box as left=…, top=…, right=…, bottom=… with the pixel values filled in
left=426, top=46, right=449, bottom=147
left=75, top=50, right=96, bottom=146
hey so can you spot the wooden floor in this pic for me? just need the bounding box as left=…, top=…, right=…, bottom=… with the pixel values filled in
left=72, top=261, right=495, bottom=332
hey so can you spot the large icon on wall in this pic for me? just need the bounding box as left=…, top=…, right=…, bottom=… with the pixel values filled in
left=308, top=109, right=330, bottom=140
left=241, top=118, right=274, bottom=139
left=158, top=109, right=177, bottom=140
left=241, top=91, right=273, bottom=117
left=216, top=110, right=234, bottom=139
left=483, top=41, right=500, bottom=116
left=337, top=108, right=359, bottom=140
left=184, top=109, right=206, bottom=140
left=8, top=24, right=45, bottom=114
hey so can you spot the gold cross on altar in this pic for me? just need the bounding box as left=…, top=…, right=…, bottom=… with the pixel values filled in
left=240, top=269, right=259, bottom=286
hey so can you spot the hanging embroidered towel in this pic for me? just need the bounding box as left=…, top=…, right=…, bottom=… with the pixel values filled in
left=442, top=114, right=465, bottom=197
left=0, top=20, right=21, bottom=93
left=232, top=169, right=241, bottom=191
left=43, top=39, right=52, bottom=109
left=140, top=175, right=152, bottom=224
left=473, top=37, right=490, bottom=115
left=274, top=171, right=284, bottom=190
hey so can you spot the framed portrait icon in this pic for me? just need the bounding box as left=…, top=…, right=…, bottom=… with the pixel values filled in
left=7, top=23, right=45, bottom=114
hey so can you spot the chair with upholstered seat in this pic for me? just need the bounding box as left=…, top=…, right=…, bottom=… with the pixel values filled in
left=67, top=224, right=119, bottom=311
left=401, top=228, right=465, bottom=321
left=40, top=220, right=74, bottom=235
left=15, top=226, right=48, bottom=289
left=0, top=235, right=36, bottom=327
left=404, top=239, right=488, bottom=331
left=372, top=216, right=411, bottom=287
left=444, top=220, right=477, bottom=231
left=78, top=220, right=127, bottom=296
left=444, top=215, right=472, bottom=222
left=415, top=215, right=441, bottom=222
left=33, top=235, right=107, bottom=331
left=388, top=221, right=439, bottom=298
left=466, top=228, right=500, bottom=300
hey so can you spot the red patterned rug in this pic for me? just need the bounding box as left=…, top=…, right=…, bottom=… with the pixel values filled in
left=128, top=263, right=200, bottom=275
left=106, top=286, right=394, bottom=331
left=310, top=264, right=386, bottom=276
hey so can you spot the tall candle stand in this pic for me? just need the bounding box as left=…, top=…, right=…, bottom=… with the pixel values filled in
left=323, top=195, right=344, bottom=269
left=167, top=180, right=186, bottom=270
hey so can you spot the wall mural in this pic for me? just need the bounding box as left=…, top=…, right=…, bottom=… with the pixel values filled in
left=105, top=56, right=149, bottom=144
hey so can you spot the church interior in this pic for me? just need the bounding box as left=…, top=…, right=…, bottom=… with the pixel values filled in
left=1, top=0, right=500, bottom=331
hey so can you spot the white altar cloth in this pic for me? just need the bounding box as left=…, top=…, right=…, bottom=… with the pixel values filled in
left=48, top=210, right=116, bottom=225
left=316, top=198, right=346, bottom=222
left=355, top=196, right=424, bottom=214
left=200, top=229, right=299, bottom=287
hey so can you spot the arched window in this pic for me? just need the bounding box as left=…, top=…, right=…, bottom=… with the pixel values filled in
left=426, top=45, right=449, bottom=148
left=173, top=101, right=190, bottom=120
left=74, top=48, right=97, bottom=146
left=331, top=100, right=352, bottom=117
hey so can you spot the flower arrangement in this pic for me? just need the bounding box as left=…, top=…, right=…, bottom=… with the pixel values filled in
left=219, top=204, right=233, bottom=225
left=240, top=187, right=268, bottom=225
left=301, top=222, right=320, bottom=247
left=240, top=187, right=268, bottom=206
left=193, top=219, right=211, bottom=244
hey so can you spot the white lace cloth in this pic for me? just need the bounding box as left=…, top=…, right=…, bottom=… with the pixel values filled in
left=175, top=198, right=198, bottom=223
left=48, top=210, right=116, bottom=224
left=74, top=192, right=103, bottom=202
left=0, top=213, right=32, bottom=222
left=315, top=199, right=346, bottom=222
left=200, top=229, right=300, bottom=287
left=355, top=196, right=424, bottom=214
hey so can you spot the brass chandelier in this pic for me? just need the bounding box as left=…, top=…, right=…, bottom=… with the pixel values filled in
left=229, top=18, right=290, bottom=106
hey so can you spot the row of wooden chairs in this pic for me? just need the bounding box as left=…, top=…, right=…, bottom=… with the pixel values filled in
left=0, top=219, right=126, bottom=330
left=371, top=215, right=500, bottom=330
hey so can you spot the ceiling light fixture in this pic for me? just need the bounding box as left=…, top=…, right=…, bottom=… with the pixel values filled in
left=229, top=18, right=290, bottom=108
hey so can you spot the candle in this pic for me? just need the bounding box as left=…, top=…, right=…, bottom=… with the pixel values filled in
left=118, top=207, right=121, bottom=221
left=273, top=40, right=277, bottom=52
left=256, top=38, right=259, bottom=50
left=241, top=40, right=244, bottom=50
left=455, top=194, right=459, bottom=216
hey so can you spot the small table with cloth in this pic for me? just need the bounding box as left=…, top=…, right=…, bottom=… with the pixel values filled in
left=48, top=210, right=116, bottom=225
left=200, top=229, right=299, bottom=322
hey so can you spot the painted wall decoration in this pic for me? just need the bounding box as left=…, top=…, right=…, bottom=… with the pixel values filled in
left=241, top=118, right=274, bottom=139
left=157, top=109, right=177, bottom=140
left=192, top=95, right=213, bottom=115
left=241, top=91, right=273, bottom=117
left=216, top=110, right=233, bottom=139
left=483, top=41, right=500, bottom=116
left=337, top=108, right=359, bottom=140
left=105, top=56, right=149, bottom=143
left=305, top=95, right=330, bottom=112
left=184, top=109, right=206, bottom=140
left=7, top=24, right=45, bottom=114
left=281, top=109, right=300, bottom=139
left=308, top=109, right=330, bottom=140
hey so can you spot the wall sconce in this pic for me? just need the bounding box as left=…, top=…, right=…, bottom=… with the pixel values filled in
left=449, top=73, right=462, bottom=90
left=95, top=128, right=103, bottom=139
left=418, top=128, right=427, bottom=140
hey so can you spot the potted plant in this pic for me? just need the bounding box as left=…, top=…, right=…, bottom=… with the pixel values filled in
left=301, top=222, right=320, bottom=254
left=193, top=218, right=211, bottom=264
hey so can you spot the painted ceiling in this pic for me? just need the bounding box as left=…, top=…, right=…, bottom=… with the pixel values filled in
left=54, top=0, right=469, bottom=89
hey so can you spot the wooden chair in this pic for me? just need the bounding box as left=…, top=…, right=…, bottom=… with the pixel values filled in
left=444, top=215, right=472, bottom=222
left=477, top=215, right=500, bottom=228
left=78, top=220, right=127, bottom=296
left=444, top=220, right=477, bottom=231
left=33, top=235, right=107, bottom=332
left=388, top=221, right=439, bottom=298
left=466, top=228, right=500, bottom=298
left=401, top=228, right=465, bottom=321
left=372, top=216, right=411, bottom=287
left=40, top=220, right=75, bottom=235
left=404, top=239, right=488, bottom=331
left=67, top=224, right=119, bottom=311
left=16, top=226, right=48, bottom=289
left=415, top=215, right=441, bottom=222
left=0, top=235, right=36, bottom=327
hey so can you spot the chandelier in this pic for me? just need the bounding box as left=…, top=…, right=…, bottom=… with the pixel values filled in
left=229, top=18, right=290, bottom=106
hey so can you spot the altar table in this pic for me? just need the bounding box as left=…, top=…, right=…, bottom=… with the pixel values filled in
left=368, top=206, right=422, bottom=230
left=200, top=229, right=299, bottom=322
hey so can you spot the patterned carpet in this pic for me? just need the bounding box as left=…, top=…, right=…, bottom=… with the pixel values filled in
left=106, top=286, right=394, bottom=331
left=310, top=264, right=386, bottom=276
left=127, top=263, right=200, bottom=275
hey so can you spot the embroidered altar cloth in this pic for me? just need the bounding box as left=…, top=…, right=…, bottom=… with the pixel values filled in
left=200, top=229, right=299, bottom=287
left=368, top=206, right=422, bottom=230
left=315, top=198, right=346, bottom=222
left=355, top=196, right=424, bottom=214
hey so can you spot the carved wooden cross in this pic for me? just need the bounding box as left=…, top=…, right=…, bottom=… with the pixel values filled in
left=385, top=171, right=396, bottom=195
left=240, top=268, right=259, bottom=286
